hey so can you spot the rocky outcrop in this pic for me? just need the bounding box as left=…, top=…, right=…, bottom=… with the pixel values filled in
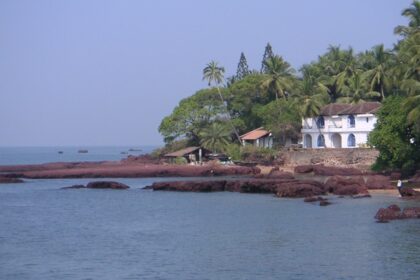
left=375, top=204, right=420, bottom=222
left=294, top=164, right=363, bottom=176
left=146, top=180, right=226, bottom=192
left=255, top=168, right=294, bottom=180
left=400, top=187, right=420, bottom=198
left=294, top=165, right=314, bottom=174
left=0, top=162, right=259, bottom=179
left=62, top=181, right=130, bottom=190
left=146, top=178, right=327, bottom=198
left=375, top=205, right=402, bottom=222
left=312, top=165, right=363, bottom=176
left=0, top=176, right=23, bottom=184
left=325, top=176, right=368, bottom=195
left=267, top=169, right=294, bottom=179
left=86, top=181, right=130, bottom=189
left=275, top=181, right=325, bottom=198
left=365, top=175, right=393, bottom=189
left=401, top=207, right=420, bottom=219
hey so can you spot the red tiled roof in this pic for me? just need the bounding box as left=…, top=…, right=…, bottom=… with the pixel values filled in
left=240, top=128, right=270, bottom=140
left=319, top=103, right=352, bottom=116
left=339, top=102, right=381, bottom=115
left=320, top=102, right=381, bottom=116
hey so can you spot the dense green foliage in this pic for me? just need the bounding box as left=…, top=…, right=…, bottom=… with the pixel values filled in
left=368, top=96, right=420, bottom=176
left=199, top=122, right=231, bottom=153
left=159, top=1, right=420, bottom=171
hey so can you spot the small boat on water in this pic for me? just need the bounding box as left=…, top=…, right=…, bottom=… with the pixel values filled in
left=78, top=149, right=88, bottom=154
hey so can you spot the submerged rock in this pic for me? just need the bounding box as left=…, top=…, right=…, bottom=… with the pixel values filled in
left=148, top=180, right=226, bottom=192
left=319, top=200, right=332, bottom=206
left=351, top=194, right=372, bottom=199
left=86, top=181, right=130, bottom=189
left=61, top=184, right=86, bottom=189
left=0, top=176, right=23, bottom=184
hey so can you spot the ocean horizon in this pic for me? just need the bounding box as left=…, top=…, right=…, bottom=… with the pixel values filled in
left=0, top=146, right=159, bottom=165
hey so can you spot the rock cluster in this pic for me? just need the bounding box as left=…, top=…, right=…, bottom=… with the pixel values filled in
left=0, top=162, right=260, bottom=179
left=400, top=187, right=420, bottom=198
left=62, top=181, right=130, bottom=190
left=375, top=204, right=420, bottom=222
left=294, top=164, right=363, bottom=176
left=146, top=179, right=327, bottom=198
left=303, top=196, right=331, bottom=206
left=325, top=176, right=368, bottom=195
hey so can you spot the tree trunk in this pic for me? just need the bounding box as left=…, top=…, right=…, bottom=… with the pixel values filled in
left=380, top=84, right=385, bottom=101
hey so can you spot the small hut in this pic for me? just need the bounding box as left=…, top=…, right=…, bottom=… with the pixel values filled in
left=240, top=127, right=273, bottom=148
left=164, top=146, right=211, bottom=164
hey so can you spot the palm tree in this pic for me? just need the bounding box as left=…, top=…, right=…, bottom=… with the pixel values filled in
left=363, top=44, right=393, bottom=101
left=199, top=123, right=231, bottom=153
left=315, top=45, right=354, bottom=102
left=403, top=94, right=420, bottom=133
left=202, top=61, right=241, bottom=142
left=338, top=71, right=380, bottom=104
left=394, top=1, right=420, bottom=37
left=260, top=55, right=294, bottom=100
left=292, top=75, right=329, bottom=118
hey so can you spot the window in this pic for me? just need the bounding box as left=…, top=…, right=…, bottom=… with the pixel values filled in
left=316, top=116, right=325, bottom=128
left=348, top=115, right=355, bottom=128
left=317, top=134, right=325, bottom=147
left=347, top=134, right=356, bottom=147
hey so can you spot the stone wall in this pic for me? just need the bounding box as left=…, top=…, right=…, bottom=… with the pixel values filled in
left=280, top=148, right=379, bottom=167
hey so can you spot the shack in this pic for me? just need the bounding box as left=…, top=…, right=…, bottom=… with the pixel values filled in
left=240, top=127, right=273, bottom=148
left=164, top=146, right=211, bottom=164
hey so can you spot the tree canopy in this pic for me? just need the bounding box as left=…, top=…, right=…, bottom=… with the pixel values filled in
left=159, top=1, right=420, bottom=172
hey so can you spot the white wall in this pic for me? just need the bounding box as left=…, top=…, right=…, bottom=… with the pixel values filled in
left=301, top=114, right=377, bottom=148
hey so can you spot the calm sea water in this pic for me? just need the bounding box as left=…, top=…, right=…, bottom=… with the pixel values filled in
left=1, top=148, right=420, bottom=279
left=0, top=146, right=156, bottom=165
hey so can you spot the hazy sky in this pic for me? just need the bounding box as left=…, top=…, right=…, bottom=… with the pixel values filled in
left=0, top=0, right=412, bottom=146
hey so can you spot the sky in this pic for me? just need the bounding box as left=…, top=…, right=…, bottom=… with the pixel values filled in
left=0, top=0, right=412, bottom=146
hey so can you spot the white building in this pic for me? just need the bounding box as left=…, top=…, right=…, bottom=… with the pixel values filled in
left=301, top=102, right=381, bottom=148
left=240, top=127, right=273, bottom=148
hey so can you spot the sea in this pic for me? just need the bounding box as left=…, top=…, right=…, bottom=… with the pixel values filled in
left=1, top=147, right=420, bottom=280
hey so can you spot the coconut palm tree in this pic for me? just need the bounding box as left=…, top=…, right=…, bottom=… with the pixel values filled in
left=199, top=123, right=231, bottom=153
left=394, top=1, right=420, bottom=37
left=363, top=44, right=393, bottom=101
left=338, top=71, right=380, bottom=104
left=292, top=75, right=329, bottom=118
left=260, top=55, right=294, bottom=100
left=202, top=61, right=241, bottom=142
